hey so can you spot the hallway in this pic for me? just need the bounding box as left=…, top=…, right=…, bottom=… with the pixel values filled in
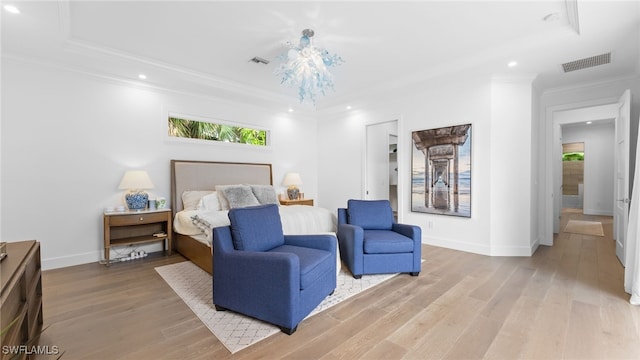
left=542, top=208, right=639, bottom=358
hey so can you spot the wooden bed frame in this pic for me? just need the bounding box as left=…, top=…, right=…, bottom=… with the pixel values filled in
left=170, top=160, right=273, bottom=274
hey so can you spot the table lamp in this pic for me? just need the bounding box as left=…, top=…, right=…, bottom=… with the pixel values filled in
left=282, top=173, right=302, bottom=200
left=118, top=170, right=155, bottom=211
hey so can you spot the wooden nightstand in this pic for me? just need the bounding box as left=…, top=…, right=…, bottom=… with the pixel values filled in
left=279, top=198, right=314, bottom=206
left=103, top=208, right=172, bottom=266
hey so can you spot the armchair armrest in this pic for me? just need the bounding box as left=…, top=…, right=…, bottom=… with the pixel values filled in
left=337, top=223, right=363, bottom=245
left=392, top=223, right=422, bottom=271
left=336, top=223, right=364, bottom=273
left=392, top=223, right=421, bottom=242
left=213, top=226, right=300, bottom=309
left=284, top=234, right=336, bottom=253
left=217, top=250, right=299, bottom=286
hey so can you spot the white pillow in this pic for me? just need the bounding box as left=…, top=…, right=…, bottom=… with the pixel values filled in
left=182, top=190, right=214, bottom=210
left=196, top=192, right=221, bottom=211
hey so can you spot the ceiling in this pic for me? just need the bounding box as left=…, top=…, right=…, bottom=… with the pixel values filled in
left=2, top=1, right=639, bottom=111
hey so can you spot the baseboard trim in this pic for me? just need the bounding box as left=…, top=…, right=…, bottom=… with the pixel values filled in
left=583, top=208, right=614, bottom=216
left=42, top=250, right=102, bottom=270
left=423, top=236, right=491, bottom=256
left=423, top=236, right=537, bottom=257
left=42, top=243, right=165, bottom=270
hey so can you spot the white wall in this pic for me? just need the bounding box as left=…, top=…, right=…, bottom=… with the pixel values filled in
left=1, top=59, right=319, bottom=269
left=490, top=77, right=536, bottom=255
left=318, top=72, right=537, bottom=256
left=562, top=122, right=615, bottom=215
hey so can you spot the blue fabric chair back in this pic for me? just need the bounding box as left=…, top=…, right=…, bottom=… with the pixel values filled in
left=228, top=204, right=284, bottom=251
left=347, top=199, right=393, bottom=230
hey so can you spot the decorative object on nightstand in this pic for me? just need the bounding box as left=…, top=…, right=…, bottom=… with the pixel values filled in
left=118, top=170, right=155, bottom=211
left=156, top=197, right=166, bottom=209
left=282, top=172, right=302, bottom=200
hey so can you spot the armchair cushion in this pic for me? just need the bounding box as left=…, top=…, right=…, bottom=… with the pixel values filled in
left=347, top=199, right=393, bottom=230
left=228, top=204, right=284, bottom=251
left=269, top=245, right=333, bottom=290
left=363, top=230, right=415, bottom=254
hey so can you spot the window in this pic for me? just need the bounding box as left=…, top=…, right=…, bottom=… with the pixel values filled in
left=168, top=115, right=268, bottom=146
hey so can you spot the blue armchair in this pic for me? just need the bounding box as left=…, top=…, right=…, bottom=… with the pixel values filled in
left=337, top=199, right=421, bottom=279
left=212, top=204, right=336, bottom=335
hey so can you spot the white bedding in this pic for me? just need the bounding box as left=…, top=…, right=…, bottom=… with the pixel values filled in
left=174, top=205, right=337, bottom=244
left=175, top=205, right=340, bottom=274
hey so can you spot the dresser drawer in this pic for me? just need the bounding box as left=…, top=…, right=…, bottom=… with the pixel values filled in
left=109, top=212, right=167, bottom=226
left=1, top=276, right=25, bottom=332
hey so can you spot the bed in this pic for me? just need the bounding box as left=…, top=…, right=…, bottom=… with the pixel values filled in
left=170, top=160, right=337, bottom=274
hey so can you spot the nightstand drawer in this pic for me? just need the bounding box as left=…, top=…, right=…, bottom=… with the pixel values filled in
left=109, top=212, right=167, bottom=226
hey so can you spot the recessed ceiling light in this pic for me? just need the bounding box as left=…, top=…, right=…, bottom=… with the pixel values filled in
left=288, top=108, right=293, bottom=113
left=4, top=5, right=20, bottom=14
left=507, top=61, right=518, bottom=68
left=138, top=74, right=147, bottom=80
left=586, top=121, right=593, bottom=124
left=346, top=105, right=352, bottom=110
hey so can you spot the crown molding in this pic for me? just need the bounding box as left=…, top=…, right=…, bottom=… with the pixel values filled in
left=51, top=0, right=300, bottom=110
left=491, top=73, right=538, bottom=84
left=62, top=38, right=292, bottom=103
left=57, top=0, right=71, bottom=39
left=565, top=0, right=580, bottom=35
left=1, top=53, right=318, bottom=115
left=541, top=73, right=640, bottom=96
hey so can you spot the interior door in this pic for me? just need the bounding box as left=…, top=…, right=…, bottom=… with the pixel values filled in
left=365, top=121, right=397, bottom=200
left=553, top=123, right=563, bottom=235
left=614, top=89, right=631, bottom=265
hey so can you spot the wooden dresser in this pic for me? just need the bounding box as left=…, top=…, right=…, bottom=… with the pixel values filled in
left=0, top=240, right=43, bottom=359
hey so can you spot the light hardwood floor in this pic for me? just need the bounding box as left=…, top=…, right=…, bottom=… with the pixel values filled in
left=38, top=210, right=640, bottom=359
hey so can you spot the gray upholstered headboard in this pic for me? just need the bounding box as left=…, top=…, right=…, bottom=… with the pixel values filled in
left=170, top=160, right=273, bottom=214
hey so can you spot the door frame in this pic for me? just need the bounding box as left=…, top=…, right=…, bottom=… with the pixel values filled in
left=364, top=120, right=398, bottom=199
left=543, top=96, right=620, bottom=246
left=363, top=118, right=403, bottom=221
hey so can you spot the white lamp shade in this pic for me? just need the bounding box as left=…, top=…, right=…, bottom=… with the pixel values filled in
left=118, top=170, right=155, bottom=190
left=282, top=173, right=302, bottom=187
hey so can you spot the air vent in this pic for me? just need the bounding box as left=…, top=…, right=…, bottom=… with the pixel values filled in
left=562, top=53, right=611, bottom=73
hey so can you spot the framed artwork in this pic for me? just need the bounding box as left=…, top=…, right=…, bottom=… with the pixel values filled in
left=411, top=124, right=472, bottom=217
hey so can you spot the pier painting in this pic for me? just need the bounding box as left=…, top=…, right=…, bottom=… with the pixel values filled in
left=411, top=124, right=471, bottom=217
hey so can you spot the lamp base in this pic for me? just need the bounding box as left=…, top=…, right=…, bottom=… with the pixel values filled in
left=125, top=192, right=148, bottom=211
left=287, top=187, right=300, bottom=200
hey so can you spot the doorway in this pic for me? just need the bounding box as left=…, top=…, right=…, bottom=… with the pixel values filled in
left=365, top=120, right=398, bottom=216
left=562, top=142, right=585, bottom=210
left=558, top=122, right=615, bottom=258
left=551, top=92, right=631, bottom=263
left=546, top=90, right=633, bottom=295
left=549, top=101, right=619, bottom=239
left=560, top=121, right=616, bottom=218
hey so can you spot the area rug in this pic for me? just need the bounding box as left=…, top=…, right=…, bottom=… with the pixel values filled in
left=564, top=220, right=604, bottom=236
left=155, top=261, right=402, bottom=354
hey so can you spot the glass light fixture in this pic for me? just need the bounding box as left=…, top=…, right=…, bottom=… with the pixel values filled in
left=118, top=170, right=155, bottom=211
left=275, top=29, right=344, bottom=104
